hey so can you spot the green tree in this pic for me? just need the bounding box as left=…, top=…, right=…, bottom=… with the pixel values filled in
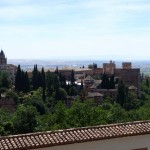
left=32, top=65, right=39, bottom=90
left=37, top=72, right=43, bottom=87
left=55, top=66, right=59, bottom=76
left=15, top=65, right=30, bottom=93
left=141, top=79, right=150, bottom=95
left=59, top=72, right=66, bottom=87
left=146, top=78, right=149, bottom=87
left=107, top=103, right=127, bottom=123
left=6, top=90, right=19, bottom=105
left=80, top=89, right=87, bottom=102
left=80, top=80, right=84, bottom=91
left=61, top=75, right=66, bottom=88
left=93, top=63, right=97, bottom=69
left=109, top=74, right=115, bottom=89
left=23, top=87, right=47, bottom=115
left=116, top=80, right=128, bottom=107
left=52, top=102, right=68, bottom=129
left=71, top=70, right=75, bottom=85
left=21, top=71, right=30, bottom=92
left=68, top=86, right=78, bottom=96
left=13, top=105, right=38, bottom=134
left=88, top=64, right=93, bottom=69
left=24, top=71, right=30, bottom=92
left=41, top=67, right=46, bottom=101
left=25, top=88, right=47, bottom=115
left=0, top=126, right=5, bottom=136
left=1, top=71, right=11, bottom=88
left=101, top=73, right=109, bottom=89
left=88, top=63, right=97, bottom=69
left=46, top=71, right=53, bottom=95
left=67, top=100, right=95, bottom=127
left=55, top=88, right=67, bottom=102
left=53, top=74, right=60, bottom=90
left=3, top=122, right=13, bottom=135
left=124, top=92, right=141, bottom=110
left=15, top=65, right=22, bottom=92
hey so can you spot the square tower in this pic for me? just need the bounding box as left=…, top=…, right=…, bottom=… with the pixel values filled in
left=122, top=62, right=132, bottom=69
left=103, top=60, right=116, bottom=75
left=0, top=50, right=7, bottom=65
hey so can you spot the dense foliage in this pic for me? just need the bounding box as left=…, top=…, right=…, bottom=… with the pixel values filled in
left=0, top=66, right=150, bottom=136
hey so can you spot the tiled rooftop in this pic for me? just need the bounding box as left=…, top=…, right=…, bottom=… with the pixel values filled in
left=1, top=120, right=150, bottom=150
left=88, top=92, right=103, bottom=97
left=84, top=75, right=94, bottom=81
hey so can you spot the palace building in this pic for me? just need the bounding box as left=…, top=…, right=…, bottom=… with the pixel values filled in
left=94, top=61, right=141, bottom=96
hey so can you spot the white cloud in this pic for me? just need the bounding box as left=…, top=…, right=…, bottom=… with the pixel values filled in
left=0, top=0, right=150, bottom=60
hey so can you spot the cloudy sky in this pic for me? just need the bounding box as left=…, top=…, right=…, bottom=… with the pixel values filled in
left=0, top=0, right=150, bottom=60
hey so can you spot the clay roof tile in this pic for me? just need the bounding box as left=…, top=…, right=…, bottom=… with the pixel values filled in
left=1, top=120, right=150, bottom=149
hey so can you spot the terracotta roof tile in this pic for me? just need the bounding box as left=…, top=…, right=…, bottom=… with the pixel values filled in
left=1, top=120, right=150, bottom=149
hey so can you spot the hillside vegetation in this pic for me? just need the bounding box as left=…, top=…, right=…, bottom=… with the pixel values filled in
left=0, top=66, right=150, bottom=136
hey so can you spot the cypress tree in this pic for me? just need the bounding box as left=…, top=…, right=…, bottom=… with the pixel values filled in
left=80, top=80, right=84, bottom=91
left=71, top=70, right=75, bottom=85
left=117, top=80, right=127, bottom=107
left=53, top=74, right=60, bottom=90
left=37, top=72, right=43, bottom=88
left=59, top=73, right=66, bottom=88
left=55, top=66, right=59, bottom=76
left=93, top=63, right=97, bottom=69
left=15, top=65, right=22, bottom=92
left=146, top=78, right=149, bottom=87
left=32, top=65, right=39, bottom=90
left=21, top=70, right=25, bottom=92
left=24, top=71, right=30, bottom=92
left=46, top=71, right=53, bottom=95
left=105, top=75, right=110, bottom=89
left=41, top=67, right=46, bottom=101
left=41, top=68, right=45, bottom=86
left=62, top=75, right=66, bottom=87
left=110, top=74, right=115, bottom=89
left=59, top=72, right=63, bottom=86
left=101, top=73, right=110, bottom=89
left=101, top=73, right=105, bottom=89
left=15, top=65, right=30, bottom=93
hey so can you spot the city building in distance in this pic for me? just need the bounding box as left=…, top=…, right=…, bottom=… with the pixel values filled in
left=58, top=60, right=140, bottom=103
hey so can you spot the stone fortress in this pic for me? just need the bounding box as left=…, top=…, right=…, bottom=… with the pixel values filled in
left=60, top=60, right=141, bottom=104
left=94, top=60, right=140, bottom=93
left=59, top=60, right=140, bottom=92
left=92, top=60, right=140, bottom=98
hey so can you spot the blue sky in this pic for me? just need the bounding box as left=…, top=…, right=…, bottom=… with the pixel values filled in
left=0, top=0, right=150, bottom=60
